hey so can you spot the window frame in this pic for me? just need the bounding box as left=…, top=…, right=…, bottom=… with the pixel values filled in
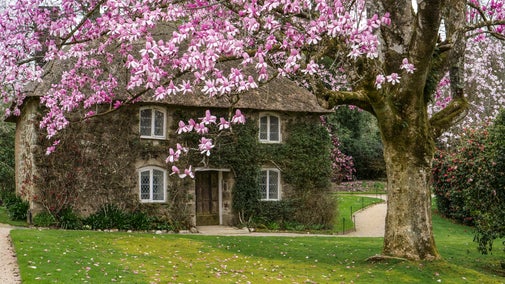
left=259, top=168, right=281, bottom=201
left=258, top=113, right=282, bottom=143
left=139, top=106, right=167, bottom=139
left=138, top=166, right=167, bottom=203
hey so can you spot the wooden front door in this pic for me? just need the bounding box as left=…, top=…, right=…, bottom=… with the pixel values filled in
left=195, top=171, right=220, bottom=225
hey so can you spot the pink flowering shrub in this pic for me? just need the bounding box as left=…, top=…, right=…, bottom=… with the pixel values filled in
left=433, top=109, right=505, bottom=253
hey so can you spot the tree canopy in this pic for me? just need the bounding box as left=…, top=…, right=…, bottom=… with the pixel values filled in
left=1, top=0, right=504, bottom=260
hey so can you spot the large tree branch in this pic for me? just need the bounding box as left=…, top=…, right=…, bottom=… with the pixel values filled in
left=429, top=96, right=469, bottom=138
left=317, top=87, right=375, bottom=115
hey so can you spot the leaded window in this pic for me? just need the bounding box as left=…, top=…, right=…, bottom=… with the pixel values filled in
left=259, top=114, right=281, bottom=143
left=139, top=167, right=166, bottom=202
left=140, top=107, right=166, bottom=139
left=259, top=169, right=281, bottom=200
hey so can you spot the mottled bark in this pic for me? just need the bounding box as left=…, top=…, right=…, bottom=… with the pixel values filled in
left=381, top=122, right=439, bottom=260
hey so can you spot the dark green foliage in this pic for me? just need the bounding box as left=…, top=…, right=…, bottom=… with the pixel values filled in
left=326, top=107, right=386, bottom=180
left=82, top=204, right=173, bottom=231
left=254, top=200, right=295, bottom=228
left=280, top=122, right=332, bottom=190
left=84, top=204, right=129, bottom=230
left=0, top=123, right=15, bottom=193
left=432, top=125, right=487, bottom=225
left=32, top=212, right=57, bottom=227
left=432, top=109, right=505, bottom=254
left=57, top=207, right=83, bottom=230
left=0, top=189, right=29, bottom=221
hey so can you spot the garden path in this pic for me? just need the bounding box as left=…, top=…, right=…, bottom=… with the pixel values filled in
left=197, top=194, right=387, bottom=237
left=0, top=224, right=21, bottom=284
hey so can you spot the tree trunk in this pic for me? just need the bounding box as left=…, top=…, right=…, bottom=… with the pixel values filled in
left=381, top=121, right=440, bottom=260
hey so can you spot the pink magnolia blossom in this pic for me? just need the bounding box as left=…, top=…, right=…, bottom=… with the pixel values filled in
left=386, top=73, right=401, bottom=85
left=375, top=75, right=386, bottom=89
left=231, top=109, right=246, bottom=124
left=198, top=137, right=214, bottom=156
left=400, top=58, right=416, bottom=74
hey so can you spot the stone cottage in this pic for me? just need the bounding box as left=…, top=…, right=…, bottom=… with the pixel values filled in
left=8, top=75, right=333, bottom=228
left=6, top=22, right=334, bottom=229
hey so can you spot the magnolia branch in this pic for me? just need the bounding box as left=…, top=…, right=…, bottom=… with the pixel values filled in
left=429, top=96, right=469, bottom=138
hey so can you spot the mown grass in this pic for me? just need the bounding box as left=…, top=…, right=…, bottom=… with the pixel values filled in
left=0, top=206, right=27, bottom=227
left=334, top=194, right=384, bottom=233
left=11, top=212, right=505, bottom=284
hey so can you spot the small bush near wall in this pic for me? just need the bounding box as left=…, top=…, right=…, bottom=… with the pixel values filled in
left=0, top=190, right=29, bottom=221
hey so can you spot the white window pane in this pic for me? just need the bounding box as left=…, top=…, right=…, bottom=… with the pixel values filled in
left=140, top=109, right=152, bottom=136
left=140, top=171, right=150, bottom=200
left=154, top=110, right=164, bottom=136
left=269, top=116, right=279, bottom=141
left=259, top=170, right=267, bottom=199
left=152, top=169, right=164, bottom=201
left=259, top=116, right=268, bottom=140
left=268, top=170, right=279, bottom=200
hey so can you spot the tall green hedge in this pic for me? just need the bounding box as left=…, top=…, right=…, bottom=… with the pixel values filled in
left=432, top=109, right=505, bottom=254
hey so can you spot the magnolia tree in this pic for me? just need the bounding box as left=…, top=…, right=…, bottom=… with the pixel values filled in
left=430, top=36, right=505, bottom=146
left=1, top=0, right=505, bottom=260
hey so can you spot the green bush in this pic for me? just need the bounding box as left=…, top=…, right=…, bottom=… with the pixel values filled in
left=84, top=204, right=127, bottom=230
left=326, top=107, right=386, bottom=180
left=432, top=109, right=505, bottom=253
left=432, top=126, right=488, bottom=224
left=57, top=207, right=83, bottom=230
left=33, top=212, right=57, bottom=227
left=0, top=123, right=15, bottom=194
left=83, top=204, right=173, bottom=231
left=1, top=190, right=29, bottom=221
left=253, top=200, right=295, bottom=228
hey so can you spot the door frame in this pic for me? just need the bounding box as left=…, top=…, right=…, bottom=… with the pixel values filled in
left=195, top=168, right=230, bottom=225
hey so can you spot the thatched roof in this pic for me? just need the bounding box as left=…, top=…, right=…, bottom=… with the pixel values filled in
left=18, top=22, right=331, bottom=115
left=142, top=77, right=330, bottom=114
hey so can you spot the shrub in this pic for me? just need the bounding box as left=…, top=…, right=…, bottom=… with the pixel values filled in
left=33, top=212, right=57, bottom=227
left=83, top=204, right=173, bottom=231
left=432, top=109, right=505, bottom=253
left=57, top=207, right=83, bottom=230
left=84, top=204, right=127, bottom=230
left=1, top=190, right=29, bottom=221
left=253, top=200, right=295, bottom=228
left=432, top=126, right=488, bottom=225
left=325, top=107, right=386, bottom=180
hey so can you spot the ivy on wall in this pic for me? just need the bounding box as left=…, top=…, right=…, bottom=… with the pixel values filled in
left=184, top=110, right=337, bottom=229
left=30, top=106, right=334, bottom=229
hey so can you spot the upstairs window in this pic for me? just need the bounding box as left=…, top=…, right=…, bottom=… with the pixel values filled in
left=259, top=114, right=281, bottom=143
left=140, top=107, right=166, bottom=139
left=259, top=168, right=281, bottom=201
left=139, top=167, right=166, bottom=203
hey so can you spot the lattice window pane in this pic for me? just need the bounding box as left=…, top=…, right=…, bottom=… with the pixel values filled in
left=269, top=116, right=279, bottom=141
left=268, top=170, right=279, bottom=200
left=152, top=169, right=164, bottom=201
left=140, top=109, right=152, bottom=136
left=259, top=170, right=268, bottom=199
left=259, top=116, right=268, bottom=140
left=154, top=110, right=164, bottom=136
left=140, top=171, right=150, bottom=200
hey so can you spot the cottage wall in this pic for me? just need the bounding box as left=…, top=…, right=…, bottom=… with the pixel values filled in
left=14, top=101, right=329, bottom=228
left=14, top=99, right=43, bottom=215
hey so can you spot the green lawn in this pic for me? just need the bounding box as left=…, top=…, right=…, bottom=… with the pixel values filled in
left=0, top=206, right=27, bottom=227
left=11, top=213, right=505, bottom=283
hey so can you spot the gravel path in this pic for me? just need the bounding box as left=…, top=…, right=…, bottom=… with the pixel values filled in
left=198, top=194, right=388, bottom=237
left=345, top=194, right=387, bottom=237
left=0, top=224, right=21, bottom=284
